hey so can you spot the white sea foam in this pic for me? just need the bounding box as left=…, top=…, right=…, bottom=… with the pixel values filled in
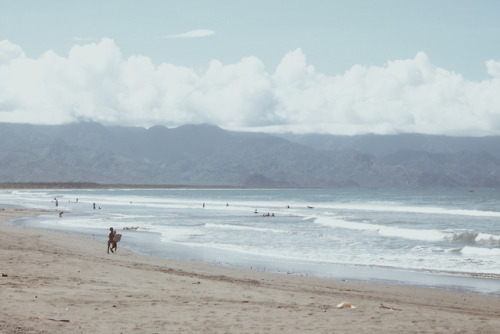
left=159, top=226, right=202, bottom=243
left=461, top=246, right=500, bottom=256
left=322, top=202, right=500, bottom=217
left=314, top=216, right=445, bottom=242
left=204, top=223, right=283, bottom=233
left=443, top=231, right=500, bottom=246
left=36, top=216, right=108, bottom=229
left=476, top=233, right=500, bottom=246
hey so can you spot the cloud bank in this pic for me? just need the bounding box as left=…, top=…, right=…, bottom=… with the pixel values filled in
left=1, top=38, right=500, bottom=136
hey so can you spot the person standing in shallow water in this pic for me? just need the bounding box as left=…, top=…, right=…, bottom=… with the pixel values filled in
left=107, top=227, right=117, bottom=254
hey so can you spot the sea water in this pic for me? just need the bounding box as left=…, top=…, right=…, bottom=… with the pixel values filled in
left=2, top=188, right=499, bottom=295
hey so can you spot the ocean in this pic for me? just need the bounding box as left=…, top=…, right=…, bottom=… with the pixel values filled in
left=2, top=188, right=499, bottom=295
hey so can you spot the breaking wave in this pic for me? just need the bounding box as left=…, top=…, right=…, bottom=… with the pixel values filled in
left=444, top=232, right=500, bottom=247
left=315, top=216, right=500, bottom=247
left=461, top=246, right=500, bottom=256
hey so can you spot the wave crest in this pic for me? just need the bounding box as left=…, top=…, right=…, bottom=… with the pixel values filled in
left=445, top=232, right=500, bottom=247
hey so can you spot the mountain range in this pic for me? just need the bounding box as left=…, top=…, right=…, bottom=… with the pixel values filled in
left=1, top=122, right=500, bottom=188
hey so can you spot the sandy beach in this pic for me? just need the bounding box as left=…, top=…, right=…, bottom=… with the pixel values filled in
left=1, top=208, right=499, bottom=333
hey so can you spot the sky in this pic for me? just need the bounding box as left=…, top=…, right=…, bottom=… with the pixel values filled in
left=1, top=0, right=500, bottom=136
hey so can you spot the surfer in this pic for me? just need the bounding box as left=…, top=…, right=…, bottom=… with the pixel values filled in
left=107, top=227, right=117, bottom=254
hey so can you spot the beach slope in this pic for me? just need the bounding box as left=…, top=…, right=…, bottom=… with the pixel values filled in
left=1, top=208, right=499, bottom=333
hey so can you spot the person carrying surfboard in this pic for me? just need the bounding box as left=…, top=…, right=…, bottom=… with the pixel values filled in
left=107, top=227, right=117, bottom=253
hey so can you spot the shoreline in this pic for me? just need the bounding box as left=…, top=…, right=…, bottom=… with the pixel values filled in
left=11, top=208, right=500, bottom=297
left=1, top=208, right=499, bottom=333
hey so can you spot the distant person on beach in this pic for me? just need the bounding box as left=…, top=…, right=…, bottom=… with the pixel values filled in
left=107, top=227, right=117, bottom=254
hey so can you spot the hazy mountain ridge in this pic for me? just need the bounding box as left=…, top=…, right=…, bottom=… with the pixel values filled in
left=278, top=133, right=500, bottom=159
left=1, top=122, right=499, bottom=188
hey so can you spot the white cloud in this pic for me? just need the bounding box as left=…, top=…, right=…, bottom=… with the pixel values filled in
left=1, top=38, right=500, bottom=136
left=0, top=40, right=25, bottom=63
left=165, top=29, right=215, bottom=39
left=486, top=59, right=500, bottom=77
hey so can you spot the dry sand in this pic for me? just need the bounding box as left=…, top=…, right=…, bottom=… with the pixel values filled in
left=1, top=208, right=499, bottom=334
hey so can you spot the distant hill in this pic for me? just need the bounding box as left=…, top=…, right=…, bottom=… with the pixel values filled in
left=277, top=133, right=500, bottom=159
left=1, top=122, right=499, bottom=188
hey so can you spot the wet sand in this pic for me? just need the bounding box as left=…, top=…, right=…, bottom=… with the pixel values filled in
left=1, top=208, right=499, bottom=333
